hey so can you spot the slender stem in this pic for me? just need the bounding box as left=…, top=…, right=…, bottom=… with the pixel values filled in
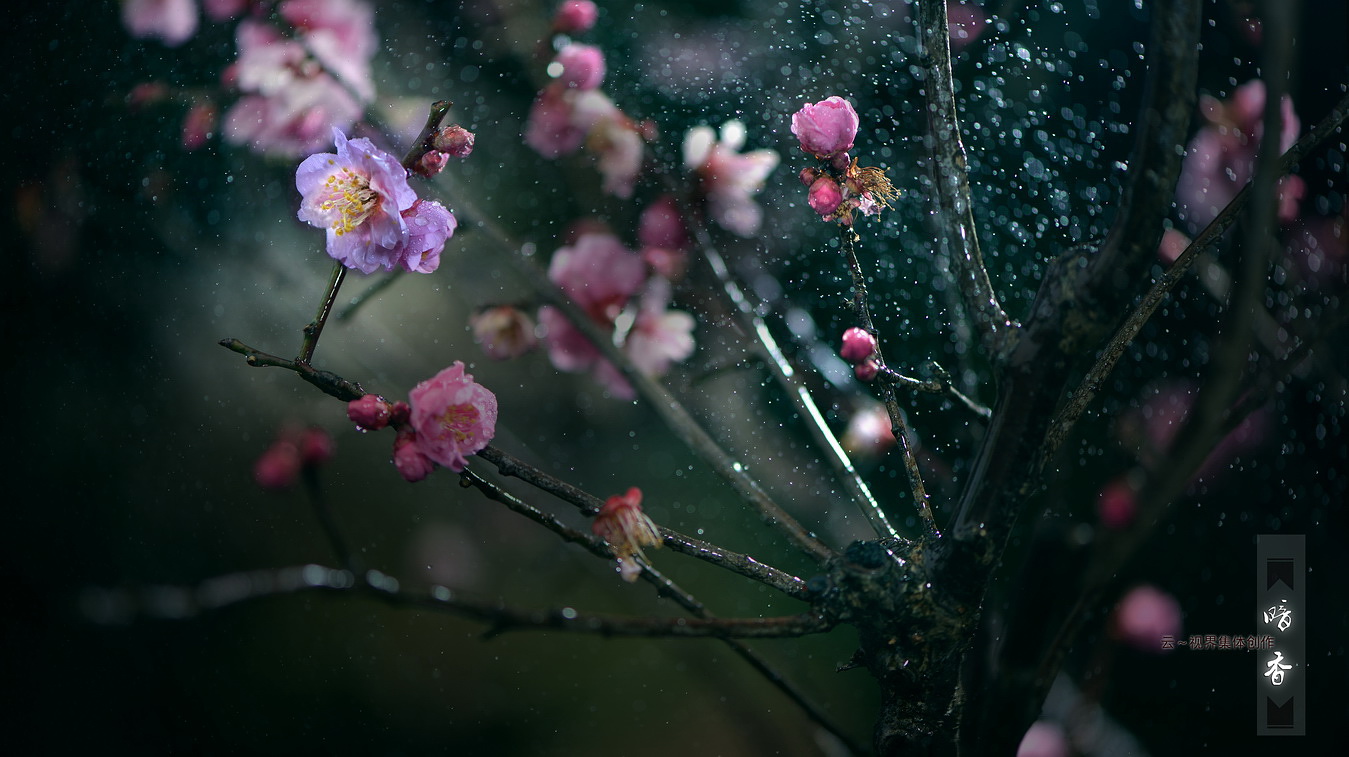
left=841, top=229, right=939, bottom=540
left=80, top=564, right=834, bottom=639
left=1038, top=89, right=1349, bottom=468
left=914, top=0, right=1017, bottom=360
left=301, top=469, right=359, bottom=574
left=297, top=262, right=347, bottom=364
left=476, top=445, right=810, bottom=598
left=688, top=218, right=898, bottom=541
left=219, top=338, right=367, bottom=401
left=878, top=363, right=992, bottom=420
left=337, top=271, right=403, bottom=322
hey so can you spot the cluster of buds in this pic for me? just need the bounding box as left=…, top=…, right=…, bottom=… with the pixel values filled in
left=790, top=97, right=897, bottom=226
left=840, top=326, right=881, bottom=382
left=413, top=123, right=476, bottom=178
left=344, top=362, right=499, bottom=483
left=254, top=426, right=335, bottom=491
left=591, top=487, right=662, bottom=582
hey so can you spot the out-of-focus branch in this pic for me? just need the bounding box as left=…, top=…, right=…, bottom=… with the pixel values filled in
left=80, top=564, right=833, bottom=639
left=1040, top=88, right=1349, bottom=468
left=914, top=0, right=1018, bottom=360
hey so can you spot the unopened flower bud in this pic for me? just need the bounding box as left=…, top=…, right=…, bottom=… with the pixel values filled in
left=389, top=401, right=411, bottom=426
left=254, top=441, right=301, bottom=491
left=413, top=149, right=449, bottom=178
left=393, top=429, right=436, bottom=483
left=808, top=176, right=843, bottom=217
left=830, top=151, right=852, bottom=173
left=348, top=394, right=391, bottom=431
left=299, top=427, right=335, bottom=467
left=854, top=357, right=880, bottom=382
left=790, top=96, right=859, bottom=158
left=840, top=327, right=877, bottom=363
left=553, top=0, right=598, bottom=34
left=799, top=166, right=822, bottom=186
left=432, top=125, right=475, bottom=158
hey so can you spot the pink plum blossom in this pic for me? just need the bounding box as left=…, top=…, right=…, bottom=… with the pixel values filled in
left=791, top=96, right=859, bottom=159
left=471, top=306, right=539, bottom=360
left=407, top=362, right=498, bottom=473
left=552, top=43, right=606, bottom=91
left=539, top=233, right=646, bottom=382
left=254, top=439, right=301, bottom=491
left=348, top=394, right=392, bottom=430
left=296, top=128, right=418, bottom=273
left=203, top=0, right=247, bottom=22
left=841, top=401, right=896, bottom=460
left=624, top=279, right=696, bottom=382
left=524, top=87, right=588, bottom=158
left=1111, top=585, right=1182, bottom=653
left=180, top=101, right=217, bottom=151
left=808, top=176, right=843, bottom=217
left=840, top=327, right=877, bottom=363
left=432, top=125, right=475, bottom=158
left=122, top=0, right=199, bottom=47
left=393, top=429, right=436, bottom=482
left=684, top=120, right=780, bottom=236
left=639, top=195, right=690, bottom=250
left=592, top=487, right=662, bottom=582
left=397, top=199, right=456, bottom=274
left=280, top=0, right=378, bottom=101
left=1176, top=79, right=1303, bottom=232
left=553, top=0, right=599, bottom=34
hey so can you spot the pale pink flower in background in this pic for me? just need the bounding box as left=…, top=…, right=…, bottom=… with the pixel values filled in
left=396, top=199, right=456, bottom=274
left=639, top=195, right=690, bottom=250
left=1015, top=721, right=1070, bottom=757
left=122, top=0, right=199, bottom=47
left=295, top=128, right=417, bottom=273
left=591, top=487, right=662, bottom=582
left=790, top=96, right=858, bottom=159
left=1111, top=585, right=1182, bottom=653
left=524, top=87, right=587, bottom=157
left=841, top=401, right=896, bottom=460
left=1157, top=227, right=1191, bottom=266
left=947, top=3, right=988, bottom=53
left=471, top=306, right=539, bottom=360
left=624, top=279, right=695, bottom=381
left=407, top=362, right=498, bottom=473
left=589, top=115, right=645, bottom=198
left=1176, top=79, right=1303, bottom=231
left=684, top=120, right=779, bottom=236
left=552, top=43, right=606, bottom=91
left=281, top=0, right=378, bottom=101
left=254, top=438, right=301, bottom=491
left=552, top=0, right=598, bottom=34
left=203, top=0, right=246, bottom=22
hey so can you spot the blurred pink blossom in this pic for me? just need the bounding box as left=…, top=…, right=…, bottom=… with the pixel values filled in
left=280, top=0, right=377, bottom=100
left=1096, top=476, right=1137, bottom=530
left=1111, top=584, right=1182, bottom=653
left=1176, top=79, right=1303, bottom=232
left=295, top=128, right=418, bottom=273
left=624, top=279, right=696, bottom=382
left=553, top=43, right=606, bottom=90
left=122, top=0, right=199, bottom=47
left=1016, top=721, right=1070, bottom=757
left=684, top=120, right=779, bottom=237
left=393, top=429, right=435, bottom=482
left=638, top=195, right=691, bottom=279
left=407, top=362, right=498, bottom=473
left=947, top=3, right=988, bottom=53
left=471, top=306, right=539, bottom=360
left=552, top=0, right=598, bottom=34
left=203, top=0, right=247, bottom=22
left=841, top=401, right=896, bottom=460
left=180, top=101, right=217, bottom=151
left=790, top=96, right=858, bottom=159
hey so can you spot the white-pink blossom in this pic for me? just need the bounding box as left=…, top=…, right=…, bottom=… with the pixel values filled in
left=684, top=120, right=779, bottom=237
left=122, top=0, right=199, bottom=47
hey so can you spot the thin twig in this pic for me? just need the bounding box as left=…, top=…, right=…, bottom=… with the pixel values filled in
left=337, top=271, right=403, bottom=322
left=475, top=445, right=811, bottom=599
left=1038, top=90, right=1349, bottom=468
left=81, top=565, right=833, bottom=639
left=840, top=229, right=939, bottom=540
left=219, top=338, right=367, bottom=401
left=693, top=224, right=900, bottom=540
left=915, top=0, right=1017, bottom=359
left=878, top=363, right=992, bottom=420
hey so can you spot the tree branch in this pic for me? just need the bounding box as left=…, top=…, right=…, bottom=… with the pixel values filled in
left=915, top=0, right=1018, bottom=360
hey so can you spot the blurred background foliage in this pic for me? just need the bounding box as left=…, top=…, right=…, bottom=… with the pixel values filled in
left=4, top=0, right=1347, bottom=754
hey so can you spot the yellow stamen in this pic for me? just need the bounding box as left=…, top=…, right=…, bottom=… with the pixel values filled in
left=317, top=167, right=380, bottom=236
